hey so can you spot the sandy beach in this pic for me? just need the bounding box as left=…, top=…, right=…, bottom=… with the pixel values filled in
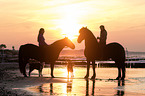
left=0, top=63, right=145, bottom=96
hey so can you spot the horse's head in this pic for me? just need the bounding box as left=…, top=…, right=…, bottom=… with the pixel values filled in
left=77, top=27, right=90, bottom=43
left=63, top=37, right=75, bottom=49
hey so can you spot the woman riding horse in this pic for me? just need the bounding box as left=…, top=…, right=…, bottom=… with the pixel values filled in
left=19, top=37, right=75, bottom=77
left=77, top=27, right=126, bottom=80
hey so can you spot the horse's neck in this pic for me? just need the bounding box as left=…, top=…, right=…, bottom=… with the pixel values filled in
left=85, top=34, right=99, bottom=48
left=50, top=40, right=65, bottom=53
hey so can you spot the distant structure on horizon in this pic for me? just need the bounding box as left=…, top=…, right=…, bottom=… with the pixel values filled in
left=12, top=46, right=15, bottom=51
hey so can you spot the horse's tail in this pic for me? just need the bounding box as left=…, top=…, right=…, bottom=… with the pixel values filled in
left=19, top=45, right=25, bottom=74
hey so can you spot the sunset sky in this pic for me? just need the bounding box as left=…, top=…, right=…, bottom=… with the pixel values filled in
left=0, top=0, right=145, bottom=51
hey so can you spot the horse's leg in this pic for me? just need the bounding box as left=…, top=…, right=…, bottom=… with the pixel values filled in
left=116, top=67, right=121, bottom=80
left=23, top=61, right=28, bottom=77
left=91, top=61, right=96, bottom=79
left=114, top=61, right=122, bottom=80
left=29, top=67, right=34, bottom=77
left=40, top=69, right=43, bottom=77
left=50, top=63, right=54, bottom=78
left=84, top=60, right=90, bottom=78
left=121, top=64, right=126, bottom=80
left=38, top=70, right=41, bottom=77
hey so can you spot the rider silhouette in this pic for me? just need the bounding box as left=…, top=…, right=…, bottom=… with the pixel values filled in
left=37, top=28, right=48, bottom=46
left=97, top=25, right=107, bottom=59
left=37, top=28, right=48, bottom=66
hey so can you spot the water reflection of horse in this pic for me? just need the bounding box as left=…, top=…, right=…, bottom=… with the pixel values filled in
left=77, top=27, right=126, bottom=80
left=116, top=80, right=125, bottom=95
left=19, top=37, right=75, bottom=77
left=86, top=79, right=95, bottom=96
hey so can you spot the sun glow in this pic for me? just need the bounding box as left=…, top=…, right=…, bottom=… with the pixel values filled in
left=57, top=4, right=83, bottom=41
left=59, top=17, right=81, bottom=41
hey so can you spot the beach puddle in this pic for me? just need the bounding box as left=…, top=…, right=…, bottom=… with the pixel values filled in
left=124, top=77, right=145, bottom=94
left=26, top=79, right=118, bottom=96
left=24, top=66, right=145, bottom=96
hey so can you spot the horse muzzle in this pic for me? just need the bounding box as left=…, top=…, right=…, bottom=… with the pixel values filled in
left=71, top=44, right=75, bottom=49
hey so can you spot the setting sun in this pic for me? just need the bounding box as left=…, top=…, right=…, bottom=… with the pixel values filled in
left=56, top=4, right=83, bottom=41
left=1, top=0, right=145, bottom=51
left=59, top=18, right=81, bottom=41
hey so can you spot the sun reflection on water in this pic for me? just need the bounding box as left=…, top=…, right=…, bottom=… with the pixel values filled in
left=26, top=67, right=145, bottom=95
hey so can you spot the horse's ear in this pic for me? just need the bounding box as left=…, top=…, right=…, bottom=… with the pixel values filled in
left=85, top=26, right=87, bottom=28
left=65, top=36, right=68, bottom=39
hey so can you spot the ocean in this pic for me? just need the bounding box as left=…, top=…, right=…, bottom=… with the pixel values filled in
left=27, top=67, right=145, bottom=95
left=24, top=50, right=145, bottom=95
left=58, top=50, right=145, bottom=68
left=59, top=50, right=145, bottom=60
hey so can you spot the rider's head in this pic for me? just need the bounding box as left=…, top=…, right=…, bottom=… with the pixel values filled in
left=39, top=28, right=45, bottom=35
left=100, top=25, right=105, bottom=31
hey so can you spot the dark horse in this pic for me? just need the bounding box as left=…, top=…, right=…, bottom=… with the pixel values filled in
left=77, top=27, right=126, bottom=80
left=19, top=37, right=75, bottom=77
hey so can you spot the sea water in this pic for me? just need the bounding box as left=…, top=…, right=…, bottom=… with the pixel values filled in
left=59, top=50, right=145, bottom=62
left=27, top=66, right=145, bottom=96
left=25, top=50, right=145, bottom=95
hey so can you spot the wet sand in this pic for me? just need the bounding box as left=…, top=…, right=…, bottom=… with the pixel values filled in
left=0, top=63, right=145, bottom=96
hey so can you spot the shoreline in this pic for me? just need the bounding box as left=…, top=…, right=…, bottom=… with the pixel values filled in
left=2, top=61, right=145, bottom=68
left=0, top=63, right=145, bottom=95
left=0, top=63, right=31, bottom=95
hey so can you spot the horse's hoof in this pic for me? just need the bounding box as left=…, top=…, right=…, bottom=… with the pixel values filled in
left=121, top=77, right=125, bottom=80
left=24, top=75, right=28, bottom=77
left=90, top=78, right=95, bottom=80
left=51, top=75, right=55, bottom=78
left=91, top=76, right=96, bottom=80
left=84, top=75, right=89, bottom=79
left=116, top=77, right=120, bottom=80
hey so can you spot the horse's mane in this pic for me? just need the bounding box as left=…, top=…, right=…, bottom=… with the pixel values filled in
left=81, top=27, right=98, bottom=44
left=50, top=38, right=64, bottom=47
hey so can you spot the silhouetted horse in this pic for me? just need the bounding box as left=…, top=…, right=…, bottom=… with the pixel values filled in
left=19, top=37, right=75, bottom=77
left=77, top=27, right=126, bottom=80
